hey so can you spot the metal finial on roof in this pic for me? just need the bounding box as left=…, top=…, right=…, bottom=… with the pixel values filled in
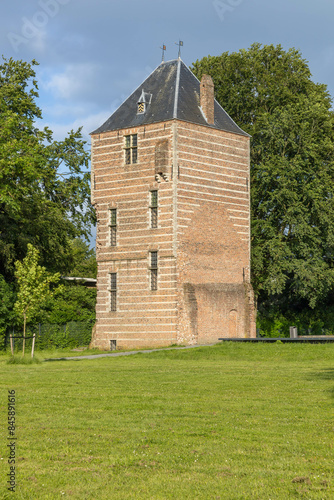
left=160, top=44, right=167, bottom=62
left=175, top=40, right=183, bottom=59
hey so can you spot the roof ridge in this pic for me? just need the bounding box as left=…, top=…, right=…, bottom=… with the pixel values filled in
left=173, top=59, right=181, bottom=119
left=163, top=58, right=181, bottom=64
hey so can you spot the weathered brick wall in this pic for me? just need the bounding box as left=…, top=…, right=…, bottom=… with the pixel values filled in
left=90, top=118, right=255, bottom=350
left=91, top=122, right=178, bottom=349
left=175, top=121, right=255, bottom=342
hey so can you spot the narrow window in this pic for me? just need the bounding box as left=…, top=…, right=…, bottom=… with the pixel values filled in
left=109, top=208, right=117, bottom=246
left=150, top=190, right=158, bottom=228
left=150, top=251, right=158, bottom=291
left=132, top=134, right=137, bottom=163
left=124, top=134, right=138, bottom=164
left=110, top=273, right=117, bottom=311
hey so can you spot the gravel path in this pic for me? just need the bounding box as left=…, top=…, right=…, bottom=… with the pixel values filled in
left=44, top=344, right=217, bottom=362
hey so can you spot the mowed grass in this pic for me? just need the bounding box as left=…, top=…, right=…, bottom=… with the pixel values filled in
left=1, top=343, right=334, bottom=499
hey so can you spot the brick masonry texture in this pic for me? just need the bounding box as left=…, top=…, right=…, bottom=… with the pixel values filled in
left=90, top=118, right=256, bottom=350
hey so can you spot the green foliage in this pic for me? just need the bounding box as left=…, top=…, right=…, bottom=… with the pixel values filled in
left=257, top=304, right=334, bottom=337
left=39, top=238, right=97, bottom=324
left=14, top=244, right=61, bottom=347
left=0, top=56, right=94, bottom=281
left=256, top=313, right=290, bottom=338
left=35, top=322, right=93, bottom=349
left=6, top=321, right=93, bottom=352
left=44, top=285, right=96, bottom=323
left=16, top=322, right=93, bottom=350
left=0, top=274, right=15, bottom=348
left=67, top=238, right=97, bottom=278
left=0, top=57, right=97, bottom=342
left=191, top=44, right=334, bottom=309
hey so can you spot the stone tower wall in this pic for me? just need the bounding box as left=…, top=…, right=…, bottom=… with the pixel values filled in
left=91, top=122, right=178, bottom=349
left=90, top=119, right=255, bottom=350
left=174, top=121, right=255, bottom=342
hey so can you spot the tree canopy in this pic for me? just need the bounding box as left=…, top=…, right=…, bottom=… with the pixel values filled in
left=191, top=44, right=334, bottom=310
left=0, top=56, right=95, bottom=282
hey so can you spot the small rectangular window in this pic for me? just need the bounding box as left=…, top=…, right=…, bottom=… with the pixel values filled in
left=125, top=134, right=137, bottom=164
left=110, top=340, right=117, bottom=350
left=109, top=208, right=117, bottom=246
left=150, top=251, right=158, bottom=291
left=110, top=273, right=117, bottom=311
left=150, top=190, right=158, bottom=228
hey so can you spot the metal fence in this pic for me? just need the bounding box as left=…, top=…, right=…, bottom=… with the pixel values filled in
left=4, top=321, right=94, bottom=351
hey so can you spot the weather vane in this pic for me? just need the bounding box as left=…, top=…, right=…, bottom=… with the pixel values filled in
left=160, top=44, right=167, bottom=62
left=175, top=40, right=183, bottom=59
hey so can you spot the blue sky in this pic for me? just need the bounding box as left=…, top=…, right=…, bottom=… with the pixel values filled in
left=2, top=0, right=334, bottom=245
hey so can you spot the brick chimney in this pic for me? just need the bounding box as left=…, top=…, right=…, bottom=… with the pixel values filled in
left=200, top=74, right=215, bottom=124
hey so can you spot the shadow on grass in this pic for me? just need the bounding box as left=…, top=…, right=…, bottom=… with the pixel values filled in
left=44, top=357, right=70, bottom=362
left=7, top=355, right=41, bottom=365
left=309, top=368, right=334, bottom=381
left=308, top=368, right=334, bottom=399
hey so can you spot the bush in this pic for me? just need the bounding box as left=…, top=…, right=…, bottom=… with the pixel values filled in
left=257, top=305, right=334, bottom=337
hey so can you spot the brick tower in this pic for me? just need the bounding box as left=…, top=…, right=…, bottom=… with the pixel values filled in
left=90, top=58, right=256, bottom=350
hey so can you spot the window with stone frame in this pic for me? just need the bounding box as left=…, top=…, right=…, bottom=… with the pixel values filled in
left=124, top=134, right=138, bottom=164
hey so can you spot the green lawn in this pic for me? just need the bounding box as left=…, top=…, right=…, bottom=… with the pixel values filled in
left=1, top=343, right=334, bottom=499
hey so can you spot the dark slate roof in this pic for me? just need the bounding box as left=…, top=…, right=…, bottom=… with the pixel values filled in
left=91, top=59, right=248, bottom=137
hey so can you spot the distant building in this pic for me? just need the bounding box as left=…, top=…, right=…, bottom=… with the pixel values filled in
left=90, top=58, right=256, bottom=350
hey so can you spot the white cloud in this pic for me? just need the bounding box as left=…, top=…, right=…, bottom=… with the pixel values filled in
left=39, top=110, right=111, bottom=142
left=42, top=103, right=92, bottom=119
left=41, top=63, right=100, bottom=100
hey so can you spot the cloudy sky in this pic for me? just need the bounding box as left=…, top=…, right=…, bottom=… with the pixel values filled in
left=2, top=0, right=334, bottom=244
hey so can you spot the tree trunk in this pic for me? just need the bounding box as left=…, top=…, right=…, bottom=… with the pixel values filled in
left=22, top=312, right=26, bottom=357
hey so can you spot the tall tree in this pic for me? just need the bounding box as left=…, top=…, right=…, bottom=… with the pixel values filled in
left=191, top=44, right=334, bottom=309
left=0, top=57, right=94, bottom=281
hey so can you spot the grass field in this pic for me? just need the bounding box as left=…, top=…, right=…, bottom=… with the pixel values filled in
left=1, top=342, right=334, bottom=499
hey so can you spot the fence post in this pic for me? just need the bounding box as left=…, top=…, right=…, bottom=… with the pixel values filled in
left=31, top=333, right=36, bottom=359
left=10, top=334, right=14, bottom=356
